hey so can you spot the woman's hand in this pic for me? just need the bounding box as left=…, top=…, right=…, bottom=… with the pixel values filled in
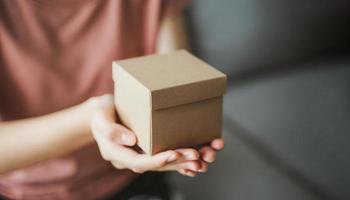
left=89, top=94, right=224, bottom=177
left=177, top=138, right=224, bottom=177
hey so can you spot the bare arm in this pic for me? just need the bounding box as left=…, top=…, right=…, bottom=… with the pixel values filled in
left=0, top=99, right=96, bottom=173
left=156, top=13, right=189, bottom=53
left=0, top=95, right=209, bottom=176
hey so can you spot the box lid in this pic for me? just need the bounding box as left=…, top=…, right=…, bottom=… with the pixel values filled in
left=113, top=50, right=226, bottom=110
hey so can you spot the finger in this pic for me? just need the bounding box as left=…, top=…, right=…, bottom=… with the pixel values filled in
left=159, top=160, right=201, bottom=172
left=95, top=132, right=179, bottom=173
left=211, top=138, right=225, bottom=151
left=94, top=131, right=138, bottom=164
left=95, top=94, right=115, bottom=111
left=93, top=129, right=151, bottom=172
left=130, top=150, right=179, bottom=173
left=198, top=161, right=208, bottom=172
left=199, top=146, right=216, bottom=163
left=96, top=139, right=111, bottom=161
left=92, top=109, right=136, bottom=146
left=175, top=148, right=200, bottom=161
left=178, top=169, right=196, bottom=177
left=111, top=161, right=125, bottom=170
left=109, top=124, right=137, bottom=146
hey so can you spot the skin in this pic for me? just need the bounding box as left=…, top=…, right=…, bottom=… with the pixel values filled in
left=0, top=14, right=225, bottom=177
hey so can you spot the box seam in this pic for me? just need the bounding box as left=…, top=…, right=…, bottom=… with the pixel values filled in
left=153, top=95, right=223, bottom=111
left=150, top=76, right=227, bottom=93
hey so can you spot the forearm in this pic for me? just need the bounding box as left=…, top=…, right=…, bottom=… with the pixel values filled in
left=0, top=100, right=95, bottom=174
left=156, top=13, right=189, bottom=54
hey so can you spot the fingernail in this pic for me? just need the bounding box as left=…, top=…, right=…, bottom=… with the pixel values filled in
left=206, top=155, right=215, bottom=163
left=198, top=165, right=208, bottom=172
left=167, top=153, right=177, bottom=162
left=188, top=173, right=196, bottom=178
left=184, top=152, right=197, bottom=160
left=205, top=158, right=214, bottom=163
left=187, top=163, right=198, bottom=171
left=198, top=168, right=207, bottom=172
left=121, top=133, right=133, bottom=145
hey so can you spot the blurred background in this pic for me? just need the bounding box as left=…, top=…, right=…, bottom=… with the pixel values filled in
left=169, top=1, right=350, bottom=200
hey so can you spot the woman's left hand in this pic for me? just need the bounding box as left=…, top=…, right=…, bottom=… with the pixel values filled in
left=176, top=138, right=225, bottom=177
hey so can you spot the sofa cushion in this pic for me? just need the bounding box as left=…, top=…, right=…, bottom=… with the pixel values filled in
left=224, top=58, right=350, bottom=199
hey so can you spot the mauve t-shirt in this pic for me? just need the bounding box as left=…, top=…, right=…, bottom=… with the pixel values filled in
left=0, top=0, right=188, bottom=199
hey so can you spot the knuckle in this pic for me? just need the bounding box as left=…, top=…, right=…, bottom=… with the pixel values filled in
left=156, top=159, right=167, bottom=168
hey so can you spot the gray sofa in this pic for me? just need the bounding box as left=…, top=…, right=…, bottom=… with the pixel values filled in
left=170, top=1, right=350, bottom=200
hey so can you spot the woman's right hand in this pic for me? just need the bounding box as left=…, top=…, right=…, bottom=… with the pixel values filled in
left=88, top=95, right=207, bottom=176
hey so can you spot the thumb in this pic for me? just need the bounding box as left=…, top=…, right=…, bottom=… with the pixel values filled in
left=92, top=106, right=137, bottom=146
left=110, top=123, right=137, bottom=146
left=132, top=150, right=178, bottom=173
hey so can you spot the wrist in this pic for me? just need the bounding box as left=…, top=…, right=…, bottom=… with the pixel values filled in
left=83, top=94, right=115, bottom=126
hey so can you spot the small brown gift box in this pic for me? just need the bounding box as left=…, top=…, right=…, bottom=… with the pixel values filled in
left=112, top=50, right=226, bottom=155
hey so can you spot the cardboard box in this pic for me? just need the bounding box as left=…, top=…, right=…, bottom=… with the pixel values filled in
left=112, top=50, right=226, bottom=155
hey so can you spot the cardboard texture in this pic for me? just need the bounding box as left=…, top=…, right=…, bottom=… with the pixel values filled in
left=113, top=50, right=226, bottom=155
